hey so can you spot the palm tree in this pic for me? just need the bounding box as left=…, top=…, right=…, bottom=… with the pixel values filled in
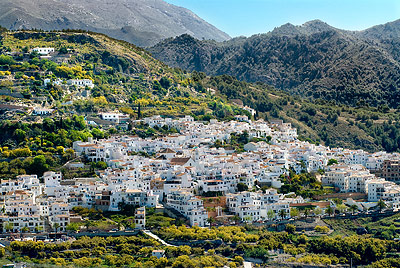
left=53, top=223, right=60, bottom=240
left=207, top=217, right=215, bottom=229
left=232, top=215, right=240, bottom=224
left=304, top=208, right=311, bottom=218
left=279, top=209, right=287, bottom=220
left=53, top=223, right=60, bottom=234
left=377, top=199, right=386, bottom=212
left=350, top=204, right=358, bottom=215
left=326, top=206, right=334, bottom=216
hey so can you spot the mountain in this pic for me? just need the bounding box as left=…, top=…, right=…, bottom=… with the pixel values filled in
left=0, top=0, right=230, bottom=47
left=149, top=19, right=400, bottom=108
left=361, top=19, right=400, bottom=40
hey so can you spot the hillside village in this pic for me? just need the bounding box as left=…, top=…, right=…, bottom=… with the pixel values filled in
left=2, top=114, right=400, bottom=234
left=2, top=31, right=400, bottom=268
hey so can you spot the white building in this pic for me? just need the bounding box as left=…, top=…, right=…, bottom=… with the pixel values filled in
left=67, top=79, right=94, bottom=89
left=166, top=189, right=208, bottom=227
left=32, top=47, right=55, bottom=55
left=100, top=112, right=130, bottom=124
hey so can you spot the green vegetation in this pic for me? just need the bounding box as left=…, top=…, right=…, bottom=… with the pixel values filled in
left=0, top=116, right=105, bottom=178
left=4, top=235, right=240, bottom=268
left=324, top=212, right=400, bottom=240
left=278, top=169, right=333, bottom=198
left=153, top=225, right=400, bottom=266
left=3, top=220, right=400, bottom=267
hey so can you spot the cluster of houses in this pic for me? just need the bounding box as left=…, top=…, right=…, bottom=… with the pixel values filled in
left=2, top=115, right=400, bottom=232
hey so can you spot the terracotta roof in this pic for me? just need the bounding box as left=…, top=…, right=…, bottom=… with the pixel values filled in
left=170, top=157, right=191, bottom=165
left=159, top=148, right=176, bottom=154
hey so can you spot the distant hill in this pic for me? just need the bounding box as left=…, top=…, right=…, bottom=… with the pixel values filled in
left=150, top=19, right=400, bottom=108
left=0, top=0, right=230, bottom=47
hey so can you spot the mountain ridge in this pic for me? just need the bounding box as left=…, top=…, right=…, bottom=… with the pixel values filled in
left=0, top=0, right=230, bottom=47
left=149, top=19, right=400, bottom=108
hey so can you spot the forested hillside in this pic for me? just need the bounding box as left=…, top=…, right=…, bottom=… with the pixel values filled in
left=150, top=20, right=400, bottom=108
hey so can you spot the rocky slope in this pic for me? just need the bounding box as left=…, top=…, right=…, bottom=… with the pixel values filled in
left=0, top=0, right=230, bottom=47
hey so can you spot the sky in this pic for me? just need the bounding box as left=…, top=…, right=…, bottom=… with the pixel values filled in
left=165, top=0, right=400, bottom=37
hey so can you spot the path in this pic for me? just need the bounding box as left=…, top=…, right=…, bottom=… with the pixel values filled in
left=142, top=230, right=175, bottom=247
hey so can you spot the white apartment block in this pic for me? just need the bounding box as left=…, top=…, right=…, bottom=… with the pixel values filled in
left=226, top=190, right=291, bottom=222
left=166, top=189, right=208, bottom=227
left=322, top=164, right=374, bottom=193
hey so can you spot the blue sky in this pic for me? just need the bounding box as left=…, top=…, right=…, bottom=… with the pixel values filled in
left=165, top=0, right=400, bottom=37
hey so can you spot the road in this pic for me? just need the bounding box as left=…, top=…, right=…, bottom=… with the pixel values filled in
left=142, top=230, right=176, bottom=247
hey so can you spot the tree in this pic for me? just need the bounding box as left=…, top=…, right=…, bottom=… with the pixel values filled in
left=279, top=209, right=287, bottom=220
left=172, top=255, right=194, bottom=268
left=207, top=217, right=215, bottom=229
left=59, top=47, right=68, bottom=54
left=314, top=225, right=329, bottom=233
left=377, top=199, right=386, bottom=212
left=267, top=210, right=276, bottom=221
left=237, top=183, right=248, bottom=192
left=66, top=223, right=80, bottom=233
left=53, top=223, right=60, bottom=235
left=285, top=224, right=296, bottom=234
left=326, top=206, right=334, bottom=216
left=14, top=129, right=27, bottom=143
left=327, top=159, right=338, bottom=166
left=5, top=222, right=13, bottom=232
left=313, top=207, right=323, bottom=217
left=350, top=204, right=359, bottom=214
left=137, top=103, right=142, bottom=120
left=337, top=204, right=347, bottom=214
left=31, top=155, right=49, bottom=176
left=0, top=54, right=15, bottom=65
left=232, top=215, right=241, bottom=224
left=84, top=219, right=93, bottom=231
left=303, top=208, right=311, bottom=218
left=290, top=208, right=299, bottom=219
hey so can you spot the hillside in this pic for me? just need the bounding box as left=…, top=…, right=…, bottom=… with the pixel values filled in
left=0, top=0, right=230, bottom=47
left=149, top=19, right=400, bottom=108
left=1, top=30, right=400, bottom=154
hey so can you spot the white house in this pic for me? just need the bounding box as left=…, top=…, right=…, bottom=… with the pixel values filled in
left=100, top=113, right=130, bottom=124
left=67, top=79, right=94, bottom=89
left=32, top=47, right=55, bottom=55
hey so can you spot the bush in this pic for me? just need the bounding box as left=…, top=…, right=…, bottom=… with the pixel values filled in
left=285, top=224, right=296, bottom=234
left=314, top=225, right=330, bottom=233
